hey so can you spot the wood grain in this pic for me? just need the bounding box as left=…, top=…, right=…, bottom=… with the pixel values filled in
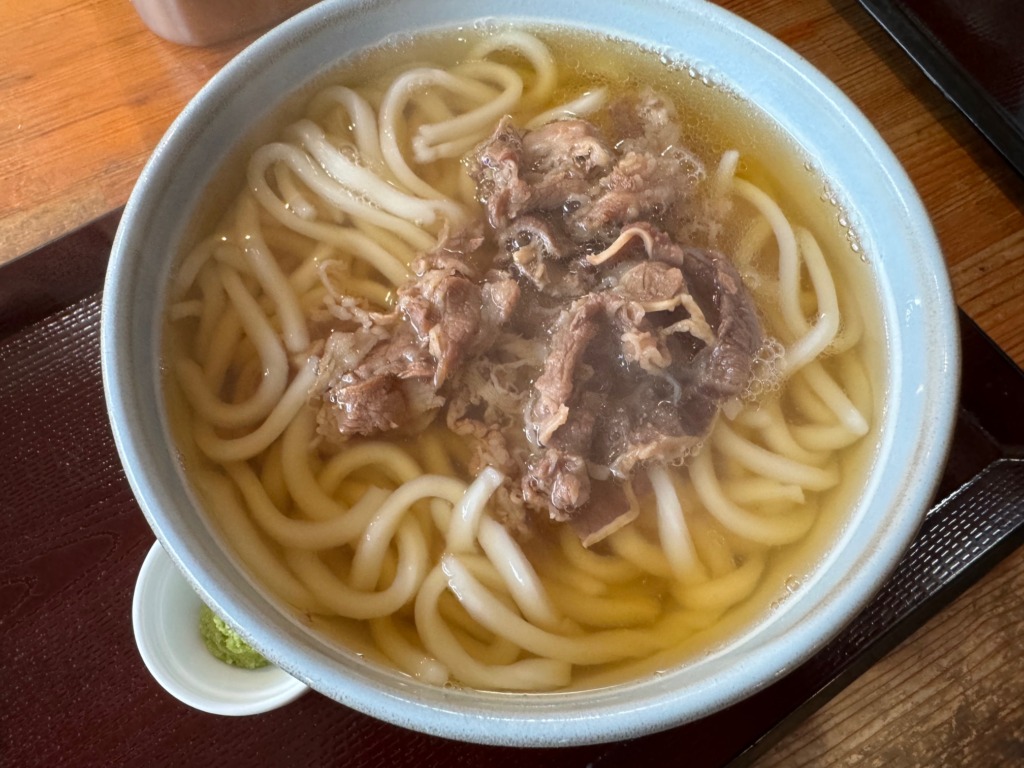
left=3, top=0, right=1024, bottom=765
left=0, top=0, right=246, bottom=262
left=756, top=550, right=1024, bottom=767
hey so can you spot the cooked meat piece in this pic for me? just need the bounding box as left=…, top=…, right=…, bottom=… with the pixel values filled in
left=497, top=215, right=571, bottom=289
left=582, top=374, right=712, bottom=479
left=474, top=271, right=521, bottom=353
left=473, top=118, right=618, bottom=234
left=523, top=289, right=703, bottom=515
left=608, top=392, right=712, bottom=476
left=679, top=247, right=763, bottom=398
left=416, top=226, right=487, bottom=278
left=527, top=295, right=604, bottom=445
left=314, top=94, right=765, bottom=547
left=399, top=273, right=482, bottom=388
left=615, top=261, right=685, bottom=305
left=546, top=392, right=600, bottom=455
left=473, top=117, right=531, bottom=229
left=313, top=323, right=441, bottom=440
left=569, top=480, right=638, bottom=548
left=520, top=119, right=613, bottom=211
left=608, top=88, right=680, bottom=152
left=523, top=449, right=591, bottom=520
left=398, top=230, right=491, bottom=387
left=569, top=150, right=679, bottom=237
left=318, top=374, right=406, bottom=435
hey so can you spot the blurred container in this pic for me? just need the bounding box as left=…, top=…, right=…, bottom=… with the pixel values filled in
left=131, top=0, right=318, bottom=46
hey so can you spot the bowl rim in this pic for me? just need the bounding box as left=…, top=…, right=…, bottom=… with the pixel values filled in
left=101, top=0, right=960, bottom=747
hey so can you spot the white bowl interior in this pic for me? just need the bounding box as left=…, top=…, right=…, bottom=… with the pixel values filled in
left=102, top=0, right=959, bottom=746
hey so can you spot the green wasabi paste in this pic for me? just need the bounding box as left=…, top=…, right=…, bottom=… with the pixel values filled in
left=198, top=603, right=270, bottom=669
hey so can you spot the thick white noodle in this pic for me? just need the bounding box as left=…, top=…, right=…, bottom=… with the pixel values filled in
left=349, top=475, right=466, bottom=589
left=442, top=554, right=696, bottom=665
left=197, top=471, right=323, bottom=612
left=648, top=466, right=708, bottom=585
left=672, top=553, right=765, bottom=612
left=545, top=580, right=661, bottom=627
left=413, top=61, right=524, bottom=158
left=415, top=565, right=572, bottom=690
left=478, top=518, right=565, bottom=631
left=308, top=86, right=387, bottom=172
left=200, top=305, right=242, bottom=392
left=525, top=88, right=608, bottom=129
left=446, top=467, right=505, bottom=552
left=175, top=234, right=222, bottom=297
left=318, top=441, right=424, bottom=494
left=174, top=265, right=288, bottom=429
left=723, top=477, right=805, bottom=505
left=369, top=616, right=449, bottom=685
left=378, top=67, right=492, bottom=205
left=284, top=517, right=428, bottom=619
left=754, top=398, right=828, bottom=466
left=227, top=459, right=389, bottom=549
left=607, top=526, right=674, bottom=578
left=249, top=141, right=436, bottom=257
left=236, top=198, right=310, bottom=355
left=193, top=264, right=226, bottom=362
left=273, top=163, right=317, bottom=219
left=169, top=300, right=202, bottom=321
left=288, top=119, right=449, bottom=226
left=192, top=357, right=318, bottom=462
left=557, top=526, right=642, bottom=583
left=712, top=149, right=740, bottom=203
left=782, top=228, right=841, bottom=373
left=469, top=30, right=557, bottom=110
left=796, top=361, right=870, bottom=437
left=690, top=448, right=816, bottom=545
left=732, top=178, right=804, bottom=338
left=711, top=420, right=839, bottom=491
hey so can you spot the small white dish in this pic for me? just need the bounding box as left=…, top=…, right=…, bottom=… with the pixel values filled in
left=132, top=541, right=309, bottom=716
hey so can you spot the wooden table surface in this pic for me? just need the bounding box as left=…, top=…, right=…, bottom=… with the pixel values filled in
left=3, top=0, right=1023, bottom=764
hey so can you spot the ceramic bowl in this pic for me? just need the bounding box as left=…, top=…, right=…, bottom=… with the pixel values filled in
left=102, top=0, right=959, bottom=746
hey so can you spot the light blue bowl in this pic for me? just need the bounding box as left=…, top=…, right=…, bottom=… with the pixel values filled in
left=101, top=0, right=959, bottom=746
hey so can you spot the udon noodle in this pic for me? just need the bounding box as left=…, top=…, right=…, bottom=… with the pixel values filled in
left=165, top=27, right=879, bottom=692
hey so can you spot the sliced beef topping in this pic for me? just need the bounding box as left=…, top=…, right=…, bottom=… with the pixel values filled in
left=678, top=247, right=763, bottom=398
left=496, top=215, right=582, bottom=293
left=568, top=150, right=679, bottom=238
left=523, top=449, right=591, bottom=521
left=314, top=322, right=441, bottom=439
left=519, top=119, right=614, bottom=211
left=398, top=269, right=482, bottom=388
left=569, top=480, right=638, bottom=549
left=609, top=88, right=681, bottom=155
left=476, top=271, right=521, bottom=352
left=473, top=117, right=531, bottom=229
left=312, top=229, right=510, bottom=439
left=527, top=296, right=602, bottom=446
left=312, top=92, right=766, bottom=547
left=615, top=261, right=685, bottom=306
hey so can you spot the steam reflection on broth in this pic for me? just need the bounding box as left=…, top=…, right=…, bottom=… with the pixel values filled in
left=164, top=25, right=883, bottom=692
